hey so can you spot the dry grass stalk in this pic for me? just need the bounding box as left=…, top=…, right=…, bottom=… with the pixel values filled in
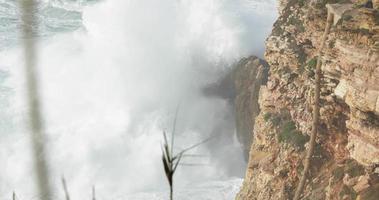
left=20, top=0, right=52, bottom=199
left=161, top=109, right=214, bottom=200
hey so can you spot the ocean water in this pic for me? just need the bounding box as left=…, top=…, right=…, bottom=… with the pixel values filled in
left=0, top=0, right=276, bottom=199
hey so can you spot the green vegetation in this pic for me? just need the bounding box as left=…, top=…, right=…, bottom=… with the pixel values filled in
left=278, top=121, right=309, bottom=150
left=307, top=58, right=317, bottom=70
left=339, top=185, right=357, bottom=200
left=277, top=65, right=292, bottom=75
left=271, top=116, right=282, bottom=127
left=331, top=160, right=365, bottom=186
left=345, top=159, right=365, bottom=177
left=264, top=112, right=282, bottom=126
left=297, top=162, right=305, bottom=175
left=298, top=57, right=317, bottom=76
left=332, top=167, right=345, bottom=182
left=313, top=143, right=325, bottom=160
left=342, top=14, right=353, bottom=21
left=374, top=10, right=379, bottom=25
left=298, top=0, right=306, bottom=7
left=298, top=49, right=307, bottom=65
left=288, top=16, right=305, bottom=32
left=272, top=24, right=284, bottom=36
left=328, top=40, right=336, bottom=49
left=365, top=111, right=379, bottom=127
left=263, top=113, right=272, bottom=122
left=356, top=28, right=370, bottom=35
left=264, top=111, right=309, bottom=150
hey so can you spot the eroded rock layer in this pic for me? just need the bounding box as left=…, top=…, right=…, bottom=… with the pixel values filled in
left=236, top=0, right=379, bottom=199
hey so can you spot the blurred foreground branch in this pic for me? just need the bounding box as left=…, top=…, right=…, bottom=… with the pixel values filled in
left=61, top=176, right=70, bottom=200
left=20, top=0, right=52, bottom=199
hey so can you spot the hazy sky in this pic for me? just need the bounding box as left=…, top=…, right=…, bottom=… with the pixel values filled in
left=0, top=0, right=277, bottom=199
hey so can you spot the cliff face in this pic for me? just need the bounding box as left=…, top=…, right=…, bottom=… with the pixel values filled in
left=203, top=56, right=269, bottom=161
left=233, top=56, right=269, bottom=161
left=236, top=0, right=379, bottom=199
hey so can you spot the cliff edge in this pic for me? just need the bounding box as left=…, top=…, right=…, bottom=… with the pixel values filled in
left=236, top=0, right=379, bottom=199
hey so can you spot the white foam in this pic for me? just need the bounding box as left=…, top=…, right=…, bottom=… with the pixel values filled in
left=0, top=0, right=276, bottom=199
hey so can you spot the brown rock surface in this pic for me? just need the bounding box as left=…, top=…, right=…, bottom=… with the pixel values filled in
left=203, top=56, right=269, bottom=160
left=236, top=0, right=379, bottom=199
left=233, top=56, right=269, bottom=160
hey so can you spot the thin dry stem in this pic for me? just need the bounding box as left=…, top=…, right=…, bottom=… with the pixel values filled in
left=293, top=11, right=334, bottom=200
left=20, top=0, right=52, bottom=199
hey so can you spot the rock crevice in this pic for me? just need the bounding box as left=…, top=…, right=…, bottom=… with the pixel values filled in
left=236, top=0, right=379, bottom=199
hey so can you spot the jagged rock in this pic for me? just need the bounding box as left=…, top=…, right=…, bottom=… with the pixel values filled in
left=203, top=56, right=269, bottom=160
left=343, top=174, right=359, bottom=187
left=236, top=1, right=379, bottom=199
left=326, top=4, right=353, bottom=25
left=232, top=56, right=269, bottom=160
left=352, top=175, right=370, bottom=193
left=375, top=0, right=379, bottom=9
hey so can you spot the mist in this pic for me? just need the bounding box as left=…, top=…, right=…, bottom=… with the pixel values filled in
left=0, top=0, right=277, bottom=199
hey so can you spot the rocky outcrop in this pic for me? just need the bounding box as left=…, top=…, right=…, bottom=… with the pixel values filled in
left=237, top=0, right=379, bottom=199
left=203, top=56, right=269, bottom=160
left=233, top=57, right=269, bottom=160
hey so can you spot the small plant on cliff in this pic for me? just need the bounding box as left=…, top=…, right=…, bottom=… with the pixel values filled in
left=307, top=58, right=317, bottom=69
left=300, top=57, right=317, bottom=77
left=332, top=167, right=345, bottom=183
left=339, top=185, right=357, bottom=200
left=264, top=112, right=282, bottom=126
left=298, top=0, right=306, bottom=7
left=288, top=16, right=305, bottom=32
left=263, top=113, right=272, bottom=122
left=331, top=160, right=365, bottom=186
left=278, top=121, right=309, bottom=150
left=344, top=159, right=365, bottom=177
left=342, top=14, right=353, bottom=21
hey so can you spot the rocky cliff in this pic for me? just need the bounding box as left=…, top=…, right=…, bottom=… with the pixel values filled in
left=203, top=56, right=269, bottom=161
left=233, top=56, right=269, bottom=161
left=236, top=0, right=379, bottom=199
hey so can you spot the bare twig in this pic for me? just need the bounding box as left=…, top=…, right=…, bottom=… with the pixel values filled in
left=179, top=163, right=210, bottom=166
left=174, top=134, right=215, bottom=159
left=171, top=104, right=180, bottom=156
left=12, top=191, right=16, bottom=200
left=181, top=154, right=208, bottom=158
